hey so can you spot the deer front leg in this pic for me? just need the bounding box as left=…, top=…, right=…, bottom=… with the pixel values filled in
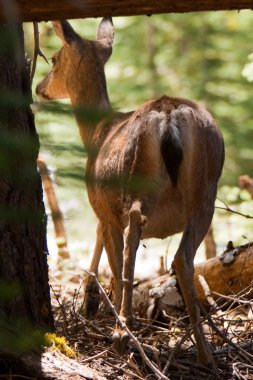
left=82, top=222, right=103, bottom=317
left=113, top=201, right=146, bottom=354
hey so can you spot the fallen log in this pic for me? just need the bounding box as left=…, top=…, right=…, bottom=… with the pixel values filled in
left=195, top=242, right=253, bottom=304
left=132, top=242, right=253, bottom=318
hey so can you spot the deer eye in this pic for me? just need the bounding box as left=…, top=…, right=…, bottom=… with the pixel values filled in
left=52, top=56, right=56, bottom=65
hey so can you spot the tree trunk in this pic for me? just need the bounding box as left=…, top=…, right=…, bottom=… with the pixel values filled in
left=0, top=23, right=53, bottom=334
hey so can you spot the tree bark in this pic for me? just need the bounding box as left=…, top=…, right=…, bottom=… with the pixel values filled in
left=0, top=23, right=53, bottom=332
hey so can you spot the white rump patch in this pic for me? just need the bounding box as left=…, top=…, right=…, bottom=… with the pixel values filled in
left=148, top=110, right=167, bottom=127
left=147, top=111, right=169, bottom=140
left=171, top=105, right=195, bottom=126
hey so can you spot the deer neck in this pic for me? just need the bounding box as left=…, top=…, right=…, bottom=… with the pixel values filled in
left=69, top=69, right=111, bottom=152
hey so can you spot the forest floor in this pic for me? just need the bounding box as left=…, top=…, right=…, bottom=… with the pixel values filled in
left=41, top=265, right=253, bottom=380
left=2, top=257, right=253, bottom=379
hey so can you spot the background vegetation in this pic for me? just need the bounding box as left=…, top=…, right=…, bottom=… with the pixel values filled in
left=24, top=11, right=253, bottom=270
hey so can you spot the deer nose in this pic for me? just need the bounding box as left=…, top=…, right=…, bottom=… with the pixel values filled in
left=35, top=83, right=50, bottom=101
left=35, top=82, right=43, bottom=96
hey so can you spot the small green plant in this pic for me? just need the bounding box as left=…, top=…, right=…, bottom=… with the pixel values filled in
left=45, top=333, right=76, bottom=358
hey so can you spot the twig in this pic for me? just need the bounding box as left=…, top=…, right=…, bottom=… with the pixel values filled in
left=87, top=271, right=170, bottom=380
left=210, top=282, right=253, bottom=315
left=214, top=340, right=253, bottom=355
left=50, top=284, right=69, bottom=330
left=232, top=362, right=248, bottom=380
left=198, top=275, right=223, bottom=316
left=162, top=329, right=191, bottom=375
left=212, top=291, right=253, bottom=305
left=137, top=307, right=161, bottom=335
left=198, top=303, right=253, bottom=364
left=30, top=22, right=49, bottom=84
left=85, top=331, right=108, bottom=341
left=215, top=198, right=253, bottom=219
left=82, top=349, right=108, bottom=363
left=103, top=359, right=145, bottom=380
left=75, top=312, right=109, bottom=338
left=127, top=352, right=148, bottom=378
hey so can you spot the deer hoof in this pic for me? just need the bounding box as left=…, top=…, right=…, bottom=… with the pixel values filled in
left=112, top=330, right=129, bottom=355
left=80, top=279, right=100, bottom=318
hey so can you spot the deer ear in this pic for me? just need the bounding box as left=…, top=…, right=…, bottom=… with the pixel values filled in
left=52, top=20, right=80, bottom=45
left=96, top=17, right=114, bottom=47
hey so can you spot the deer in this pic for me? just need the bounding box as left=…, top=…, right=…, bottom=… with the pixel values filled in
left=36, top=18, right=224, bottom=368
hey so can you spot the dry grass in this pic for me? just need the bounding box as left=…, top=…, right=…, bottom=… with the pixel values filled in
left=49, top=266, right=253, bottom=380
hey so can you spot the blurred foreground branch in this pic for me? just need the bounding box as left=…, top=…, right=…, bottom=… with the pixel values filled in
left=37, top=157, right=70, bottom=260
left=30, top=22, right=48, bottom=84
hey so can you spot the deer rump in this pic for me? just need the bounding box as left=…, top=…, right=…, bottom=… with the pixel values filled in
left=87, top=95, right=222, bottom=240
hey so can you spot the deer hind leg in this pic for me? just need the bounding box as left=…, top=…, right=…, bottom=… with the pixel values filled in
left=113, top=200, right=146, bottom=354
left=173, top=189, right=217, bottom=369
left=103, top=223, right=124, bottom=312
left=82, top=222, right=104, bottom=317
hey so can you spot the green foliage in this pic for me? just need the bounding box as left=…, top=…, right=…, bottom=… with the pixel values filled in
left=112, top=12, right=253, bottom=184
left=243, top=51, right=253, bottom=82
left=45, top=333, right=76, bottom=358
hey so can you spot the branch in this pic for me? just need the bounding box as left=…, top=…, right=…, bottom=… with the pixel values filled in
left=215, top=198, right=253, bottom=219
left=37, top=157, right=70, bottom=260
left=30, top=22, right=49, bottom=84
left=198, top=303, right=253, bottom=364
left=197, top=275, right=222, bottom=316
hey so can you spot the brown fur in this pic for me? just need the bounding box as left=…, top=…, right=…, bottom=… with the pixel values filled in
left=36, top=18, right=224, bottom=368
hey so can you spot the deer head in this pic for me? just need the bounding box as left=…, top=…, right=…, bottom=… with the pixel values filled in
left=36, top=18, right=114, bottom=109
